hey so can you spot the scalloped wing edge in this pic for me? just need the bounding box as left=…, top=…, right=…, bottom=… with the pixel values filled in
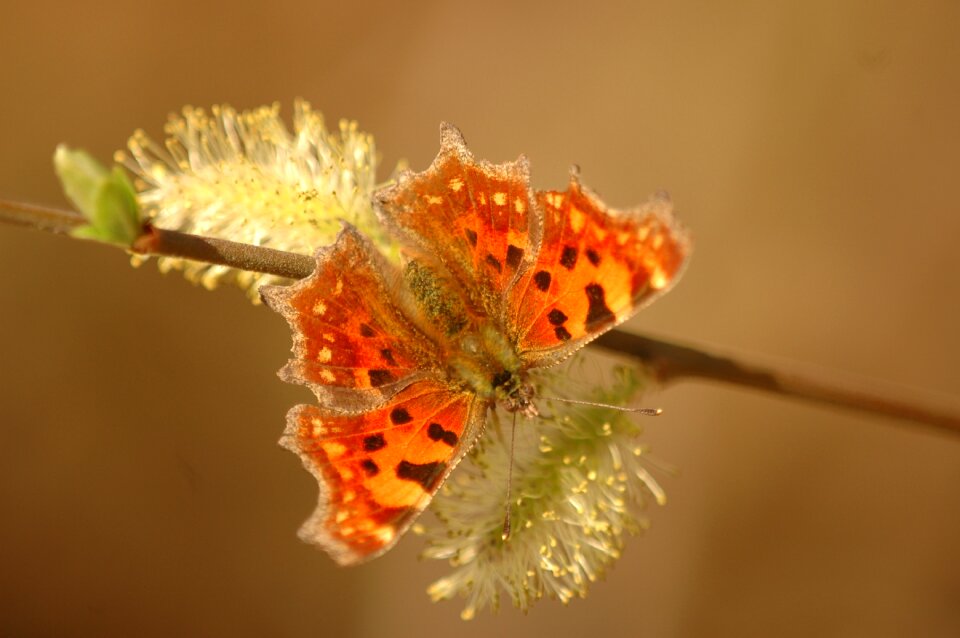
left=373, top=122, right=543, bottom=312
left=260, top=225, right=433, bottom=414
left=518, top=173, right=692, bottom=369
left=280, top=396, right=488, bottom=565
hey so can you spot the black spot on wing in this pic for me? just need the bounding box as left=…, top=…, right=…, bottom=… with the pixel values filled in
left=533, top=270, right=551, bottom=291
left=555, top=326, right=572, bottom=341
left=390, top=407, right=413, bottom=424
left=465, top=229, right=478, bottom=246
left=547, top=309, right=568, bottom=325
left=585, top=283, right=616, bottom=329
left=427, top=422, right=459, bottom=446
left=359, top=323, right=375, bottom=338
left=368, top=369, right=396, bottom=387
left=361, top=458, right=379, bottom=476
left=506, top=244, right=523, bottom=270
left=380, top=348, right=397, bottom=366
left=485, top=254, right=502, bottom=273
left=586, top=248, right=601, bottom=266
left=396, top=460, right=447, bottom=491
left=363, top=434, right=386, bottom=451
left=560, top=246, right=578, bottom=270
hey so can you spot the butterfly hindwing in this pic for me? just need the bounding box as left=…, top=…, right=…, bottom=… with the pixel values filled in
left=510, top=175, right=690, bottom=366
left=284, top=380, right=485, bottom=565
left=262, top=226, right=439, bottom=411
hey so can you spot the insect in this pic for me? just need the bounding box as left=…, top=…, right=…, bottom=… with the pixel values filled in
left=262, top=124, right=690, bottom=565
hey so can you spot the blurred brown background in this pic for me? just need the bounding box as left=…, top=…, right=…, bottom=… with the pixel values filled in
left=2, top=1, right=959, bottom=636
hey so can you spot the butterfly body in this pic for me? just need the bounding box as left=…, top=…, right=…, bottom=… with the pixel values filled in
left=264, top=124, right=690, bottom=565
left=399, top=253, right=542, bottom=423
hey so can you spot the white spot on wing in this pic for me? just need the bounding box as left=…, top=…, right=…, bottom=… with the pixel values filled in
left=569, top=206, right=585, bottom=233
left=324, top=442, right=347, bottom=458
left=374, top=526, right=395, bottom=545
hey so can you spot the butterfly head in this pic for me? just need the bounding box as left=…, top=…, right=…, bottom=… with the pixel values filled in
left=498, top=375, right=539, bottom=419
left=485, top=360, right=537, bottom=417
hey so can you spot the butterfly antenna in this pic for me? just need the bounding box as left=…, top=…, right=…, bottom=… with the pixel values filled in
left=543, top=396, right=663, bottom=416
left=502, top=410, right=518, bottom=542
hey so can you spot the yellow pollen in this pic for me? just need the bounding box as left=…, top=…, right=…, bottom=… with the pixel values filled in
left=493, top=192, right=507, bottom=206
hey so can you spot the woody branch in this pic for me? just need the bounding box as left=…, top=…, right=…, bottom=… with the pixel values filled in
left=2, top=198, right=958, bottom=438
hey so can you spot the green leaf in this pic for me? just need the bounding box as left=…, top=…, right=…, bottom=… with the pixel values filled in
left=53, top=145, right=142, bottom=246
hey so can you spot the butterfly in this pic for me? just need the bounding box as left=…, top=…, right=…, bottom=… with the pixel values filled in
left=262, top=124, right=690, bottom=565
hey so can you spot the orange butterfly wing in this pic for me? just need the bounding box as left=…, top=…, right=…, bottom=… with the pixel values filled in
left=376, top=124, right=539, bottom=322
left=511, top=176, right=690, bottom=366
left=263, top=226, right=439, bottom=412
left=376, top=125, right=690, bottom=365
left=283, top=381, right=484, bottom=565
left=264, top=225, right=488, bottom=563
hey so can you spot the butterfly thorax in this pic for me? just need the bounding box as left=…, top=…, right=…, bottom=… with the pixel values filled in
left=449, top=324, right=538, bottom=417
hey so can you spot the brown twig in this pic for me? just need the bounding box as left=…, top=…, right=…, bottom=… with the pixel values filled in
left=131, top=225, right=316, bottom=281
left=2, top=198, right=958, bottom=438
left=0, top=199, right=86, bottom=233
left=592, top=331, right=960, bottom=437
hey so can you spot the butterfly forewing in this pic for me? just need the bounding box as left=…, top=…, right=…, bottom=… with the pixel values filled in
left=263, top=226, right=440, bottom=412
left=510, top=177, right=690, bottom=367
left=376, top=124, right=540, bottom=322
